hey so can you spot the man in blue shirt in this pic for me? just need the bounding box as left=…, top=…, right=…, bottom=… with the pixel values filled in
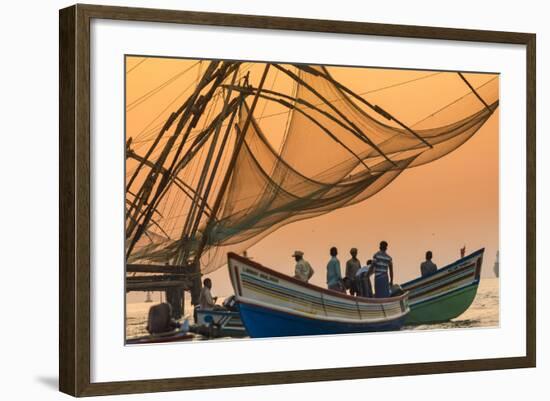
left=372, top=241, right=394, bottom=298
left=326, top=246, right=344, bottom=292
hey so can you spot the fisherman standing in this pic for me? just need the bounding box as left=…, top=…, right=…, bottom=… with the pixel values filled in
left=345, top=248, right=361, bottom=296
left=355, top=259, right=373, bottom=297
left=420, top=250, right=437, bottom=277
left=372, top=241, right=394, bottom=298
left=293, top=250, right=314, bottom=283
left=327, top=247, right=344, bottom=292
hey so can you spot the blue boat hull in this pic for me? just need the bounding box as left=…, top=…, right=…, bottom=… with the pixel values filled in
left=239, top=302, right=407, bottom=338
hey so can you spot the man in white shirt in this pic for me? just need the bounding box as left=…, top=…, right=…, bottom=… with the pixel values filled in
left=199, top=278, right=218, bottom=310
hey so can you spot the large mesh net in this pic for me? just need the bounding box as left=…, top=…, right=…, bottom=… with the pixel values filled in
left=126, top=62, right=498, bottom=275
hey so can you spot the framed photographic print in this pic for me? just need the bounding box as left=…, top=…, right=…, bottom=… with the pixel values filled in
left=59, top=4, right=536, bottom=397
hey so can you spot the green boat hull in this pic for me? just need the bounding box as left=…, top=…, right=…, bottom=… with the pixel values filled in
left=406, top=283, right=479, bottom=325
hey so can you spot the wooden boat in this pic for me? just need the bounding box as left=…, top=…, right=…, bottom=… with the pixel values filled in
left=401, top=248, right=484, bottom=324
left=124, top=60, right=498, bottom=315
left=126, top=330, right=195, bottom=345
left=227, top=253, right=410, bottom=338
left=193, top=296, right=248, bottom=338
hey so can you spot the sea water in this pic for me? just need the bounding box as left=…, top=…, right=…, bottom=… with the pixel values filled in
left=126, top=277, right=499, bottom=339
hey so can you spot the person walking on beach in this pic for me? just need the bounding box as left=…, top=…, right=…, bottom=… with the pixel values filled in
left=327, top=247, right=344, bottom=292
left=345, top=248, right=361, bottom=296
left=420, top=250, right=437, bottom=277
left=372, top=241, right=394, bottom=298
left=199, top=278, right=218, bottom=310
left=293, top=250, right=314, bottom=283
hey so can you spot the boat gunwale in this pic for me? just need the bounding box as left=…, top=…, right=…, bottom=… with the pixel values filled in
left=195, top=309, right=240, bottom=317
left=409, top=279, right=480, bottom=307
left=404, top=262, right=476, bottom=293
left=237, top=297, right=409, bottom=325
left=402, top=248, right=485, bottom=288
left=227, top=252, right=408, bottom=305
left=407, top=267, right=477, bottom=299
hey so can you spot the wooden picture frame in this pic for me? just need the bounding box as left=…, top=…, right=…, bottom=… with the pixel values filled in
left=59, top=3, right=536, bottom=397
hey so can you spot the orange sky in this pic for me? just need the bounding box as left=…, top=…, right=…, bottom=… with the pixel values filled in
left=125, top=56, right=499, bottom=300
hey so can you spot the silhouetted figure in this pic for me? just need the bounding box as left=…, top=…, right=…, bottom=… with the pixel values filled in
left=293, top=250, right=314, bottom=282
left=146, top=303, right=180, bottom=335
left=372, top=241, right=394, bottom=298
left=199, top=278, right=218, bottom=310
left=355, top=259, right=373, bottom=297
left=326, top=247, right=344, bottom=292
left=345, top=248, right=361, bottom=296
left=421, top=250, right=438, bottom=277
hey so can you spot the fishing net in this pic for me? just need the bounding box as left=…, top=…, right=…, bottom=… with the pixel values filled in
left=126, top=62, right=499, bottom=275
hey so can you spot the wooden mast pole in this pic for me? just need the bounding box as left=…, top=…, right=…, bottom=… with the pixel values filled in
left=126, top=63, right=238, bottom=259
left=126, top=97, right=242, bottom=259
left=125, top=61, right=220, bottom=241
left=179, top=66, right=241, bottom=245
left=188, top=64, right=271, bottom=304
left=187, top=102, right=240, bottom=242
left=457, top=72, right=493, bottom=113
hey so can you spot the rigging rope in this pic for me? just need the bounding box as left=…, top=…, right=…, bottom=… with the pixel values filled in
left=126, top=61, right=200, bottom=111
left=126, top=57, right=148, bottom=74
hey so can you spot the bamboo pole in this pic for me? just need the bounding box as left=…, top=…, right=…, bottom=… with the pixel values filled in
left=126, top=63, right=238, bottom=258
left=125, top=62, right=220, bottom=240
left=457, top=72, right=493, bottom=113
left=196, top=64, right=271, bottom=255
left=180, top=67, right=241, bottom=244
left=125, top=96, right=242, bottom=258
left=187, top=64, right=271, bottom=304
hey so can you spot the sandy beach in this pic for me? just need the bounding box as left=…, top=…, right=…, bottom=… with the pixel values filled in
left=126, top=277, right=499, bottom=339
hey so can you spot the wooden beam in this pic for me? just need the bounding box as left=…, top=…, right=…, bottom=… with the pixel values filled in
left=457, top=72, right=493, bottom=113
left=126, top=280, right=192, bottom=292
left=193, top=64, right=272, bottom=264
left=126, top=264, right=193, bottom=274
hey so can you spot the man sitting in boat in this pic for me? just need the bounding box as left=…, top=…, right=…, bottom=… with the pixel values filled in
left=420, top=250, right=438, bottom=277
left=372, top=241, right=394, bottom=298
left=345, top=247, right=361, bottom=296
left=326, top=247, right=345, bottom=292
left=199, top=278, right=219, bottom=310
left=293, top=250, right=314, bottom=282
left=355, top=259, right=373, bottom=297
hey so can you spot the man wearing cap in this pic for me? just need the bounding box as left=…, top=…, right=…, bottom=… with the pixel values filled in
left=345, top=248, right=361, bottom=296
left=293, top=250, right=314, bottom=283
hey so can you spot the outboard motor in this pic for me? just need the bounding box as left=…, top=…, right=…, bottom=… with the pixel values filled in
left=222, top=295, right=238, bottom=311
